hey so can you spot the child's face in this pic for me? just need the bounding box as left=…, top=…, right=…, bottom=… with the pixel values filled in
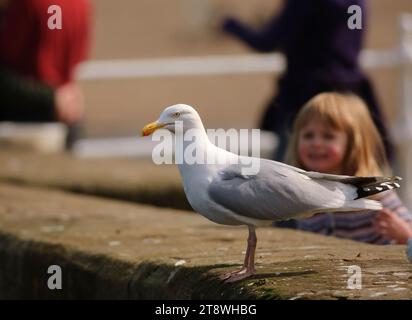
left=298, top=119, right=348, bottom=174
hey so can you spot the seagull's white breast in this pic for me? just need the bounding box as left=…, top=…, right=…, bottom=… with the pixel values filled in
left=178, top=163, right=242, bottom=225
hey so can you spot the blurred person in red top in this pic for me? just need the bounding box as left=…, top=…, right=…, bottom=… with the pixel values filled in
left=0, top=0, right=91, bottom=149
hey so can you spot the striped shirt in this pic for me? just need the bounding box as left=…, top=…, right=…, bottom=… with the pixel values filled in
left=296, top=191, right=412, bottom=244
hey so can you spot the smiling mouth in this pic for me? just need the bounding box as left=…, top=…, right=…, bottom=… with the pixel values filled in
left=307, top=154, right=329, bottom=160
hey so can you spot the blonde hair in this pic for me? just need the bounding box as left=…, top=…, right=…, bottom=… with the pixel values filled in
left=285, top=92, right=389, bottom=176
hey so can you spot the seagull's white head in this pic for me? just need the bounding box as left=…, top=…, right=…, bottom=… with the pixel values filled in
left=142, top=104, right=204, bottom=136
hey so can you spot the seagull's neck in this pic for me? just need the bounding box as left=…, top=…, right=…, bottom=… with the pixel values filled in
left=183, top=125, right=210, bottom=149
left=176, top=122, right=233, bottom=179
left=179, top=124, right=214, bottom=164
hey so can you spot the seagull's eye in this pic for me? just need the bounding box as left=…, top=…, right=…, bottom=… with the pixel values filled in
left=172, top=111, right=181, bottom=118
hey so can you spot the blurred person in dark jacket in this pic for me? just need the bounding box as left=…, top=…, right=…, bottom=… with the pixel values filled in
left=222, top=0, right=393, bottom=162
left=0, top=0, right=91, bottom=149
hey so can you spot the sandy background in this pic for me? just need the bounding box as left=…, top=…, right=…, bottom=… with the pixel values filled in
left=79, top=0, right=412, bottom=138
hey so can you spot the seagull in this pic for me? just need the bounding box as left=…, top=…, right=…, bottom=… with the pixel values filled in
left=142, top=104, right=402, bottom=282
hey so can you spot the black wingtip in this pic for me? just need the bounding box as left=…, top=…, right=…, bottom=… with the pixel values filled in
left=356, top=179, right=401, bottom=199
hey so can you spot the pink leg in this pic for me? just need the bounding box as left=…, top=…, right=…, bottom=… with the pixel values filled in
left=219, top=226, right=257, bottom=282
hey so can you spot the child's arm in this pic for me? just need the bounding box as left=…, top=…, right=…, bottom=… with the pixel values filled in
left=222, top=0, right=312, bottom=53
left=374, top=209, right=412, bottom=244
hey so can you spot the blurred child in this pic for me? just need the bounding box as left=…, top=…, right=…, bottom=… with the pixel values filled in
left=284, top=92, right=412, bottom=244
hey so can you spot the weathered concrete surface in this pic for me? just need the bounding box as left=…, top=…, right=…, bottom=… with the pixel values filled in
left=0, top=150, right=190, bottom=210
left=0, top=182, right=411, bottom=299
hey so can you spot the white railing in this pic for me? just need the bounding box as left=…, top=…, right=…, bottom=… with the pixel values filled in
left=76, top=49, right=399, bottom=80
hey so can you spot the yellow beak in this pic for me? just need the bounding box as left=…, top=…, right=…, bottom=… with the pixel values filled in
left=142, top=121, right=166, bottom=136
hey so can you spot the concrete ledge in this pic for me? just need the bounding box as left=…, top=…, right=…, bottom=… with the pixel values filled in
left=0, top=150, right=190, bottom=210
left=0, top=183, right=411, bottom=299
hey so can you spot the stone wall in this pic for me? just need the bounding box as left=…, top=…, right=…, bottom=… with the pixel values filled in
left=0, top=151, right=411, bottom=299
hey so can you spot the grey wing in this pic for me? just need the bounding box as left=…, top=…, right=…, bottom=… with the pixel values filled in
left=208, top=160, right=348, bottom=221
left=303, top=171, right=353, bottom=180
left=261, top=160, right=354, bottom=181
left=303, top=171, right=401, bottom=186
left=261, top=159, right=398, bottom=188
